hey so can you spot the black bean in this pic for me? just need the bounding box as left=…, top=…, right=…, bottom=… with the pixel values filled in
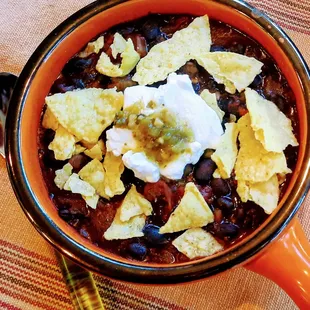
left=197, top=185, right=214, bottom=205
left=192, top=83, right=200, bottom=93
left=118, top=26, right=135, bottom=35
left=128, top=243, right=147, bottom=260
left=217, top=197, right=234, bottom=211
left=80, top=227, right=91, bottom=240
left=51, top=81, right=75, bottom=94
left=183, top=164, right=194, bottom=178
left=143, top=224, right=169, bottom=245
left=43, top=129, right=55, bottom=145
left=274, top=95, right=286, bottom=112
left=43, top=150, right=65, bottom=169
left=218, top=95, right=233, bottom=112
left=219, top=223, right=239, bottom=237
left=58, top=209, right=74, bottom=221
left=142, top=20, right=161, bottom=40
left=207, top=222, right=239, bottom=239
left=72, top=78, right=86, bottom=89
left=249, top=74, right=263, bottom=89
left=210, top=178, right=230, bottom=196
left=70, top=207, right=89, bottom=219
left=210, top=45, right=227, bottom=52
left=194, top=158, right=216, bottom=183
left=63, top=57, right=93, bottom=76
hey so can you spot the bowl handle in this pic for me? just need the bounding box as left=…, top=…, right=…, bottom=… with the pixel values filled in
left=245, top=217, right=310, bottom=308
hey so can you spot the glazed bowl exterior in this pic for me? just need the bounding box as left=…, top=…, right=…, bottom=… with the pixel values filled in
left=5, top=0, right=310, bottom=286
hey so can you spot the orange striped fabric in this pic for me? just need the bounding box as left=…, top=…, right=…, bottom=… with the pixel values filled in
left=0, top=0, right=309, bottom=309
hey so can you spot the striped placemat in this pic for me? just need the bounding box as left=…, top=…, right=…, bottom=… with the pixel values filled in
left=0, top=0, right=309, bottom=309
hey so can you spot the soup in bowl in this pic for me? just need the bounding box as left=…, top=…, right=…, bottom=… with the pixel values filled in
left=5, top=0, right=310, bottom=306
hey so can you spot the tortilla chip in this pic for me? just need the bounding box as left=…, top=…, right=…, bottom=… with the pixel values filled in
left=64, top=173, right=96, bottom=197
left=111, top=32, right=128, bottom=59
left=245, top=88, right=298, bottom=152
left=79, top=36, right=104, bottom=58
left=278, top=173, right=286, bottom=185
left=98, top=140, right=106, bottom=155
left=84, top=141, right=105, bottom=160
left=119, top=185, right=152, bottom=222
left=48, top=125, right=76, bottom=160
left=200, top=89, right=225, bottom=121
left=54, top=163, right=73, bottom=189
left=42, top=107, right=59, bottom=131
left=173, top=228, right=223, bottom=259
left=46, top=88, right=123, bottom=143
left=83, top=194, right=99, bottom=209
left=235, top=114, right=291, bottom=182
left=211, top=122, right=239, bottom=179
left=73, top=144, right=86, bottom=155
left=104, top=209, right=145, bottom=240
left=78, top=159, right=106, bottom=197
left=133, top=15, right=211, bottom=85
left=159, top=182, right=214, bottom=234
left=213, top=169, right=221, bottom=179
left=197, top=52, right=263, bottom=94
left=102, top=152, right=125, bottom=198
left=96, top=35, right=140, bottom=77
left=237, top=174, right=279, bottom=214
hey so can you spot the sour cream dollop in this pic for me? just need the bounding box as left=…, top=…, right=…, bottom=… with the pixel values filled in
left=106, top=73, right=223, bottom=182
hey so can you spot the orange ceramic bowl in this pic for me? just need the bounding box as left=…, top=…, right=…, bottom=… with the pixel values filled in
left=5, top=0, right=310, bottom=307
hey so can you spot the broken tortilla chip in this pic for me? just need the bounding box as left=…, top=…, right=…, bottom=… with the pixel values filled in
left=84, top=141, right=105, bottom=160
left=48, top=125, right=76, bottom=160
left=245, top=88, right=298, bottom=153
left=45, top=88, right=123, bottom=144
left=102, top=152, right=125, bottom=199
left=110, top=32, right=128, bottom=59
left=237, top=174, right=279, bottom=214
left=83, top=194, right=100, bottom=209
left=197, top=52, right=263, bottom=94
left=133, top=15, right=211, bottom=85
left=172, top=228, right=223, bottom=259
left=200, top=89, right=225, bottom=122
left=159, top=182, right=214, bottom=234
left=54, top=163, right=73, bottom=190
left=79, top=36, right=104, bottom=58
left=96, top=33, right=140, bottom=77
left=64, top=173, right=96, bottom=197
left=73, top=144, right=87, bottom=155
left=211, top=122, right=239, bottom=179
left=78, top=159, right=106, bottom=197
left=119, top=185, right=152, bottom=222
left=104, top=209, right=145, bottom=240
left=235, top=114, right=291, bottom=183
left=42, top=107, right=59, bottom=131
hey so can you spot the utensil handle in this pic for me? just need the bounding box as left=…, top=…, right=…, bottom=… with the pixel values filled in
left=245, top=218, right=310, bottom=309
left=56, top=252, right=105, bottom=310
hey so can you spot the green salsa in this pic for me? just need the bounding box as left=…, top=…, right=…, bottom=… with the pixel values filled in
left=114, top=102, right=194, bottom=165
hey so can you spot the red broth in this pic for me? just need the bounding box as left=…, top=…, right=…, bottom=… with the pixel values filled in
left=37, top=15, right=299, bottom=264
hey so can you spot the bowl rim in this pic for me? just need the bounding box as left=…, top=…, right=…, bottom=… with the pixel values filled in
left=5, top=0, right=310, bottom=283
